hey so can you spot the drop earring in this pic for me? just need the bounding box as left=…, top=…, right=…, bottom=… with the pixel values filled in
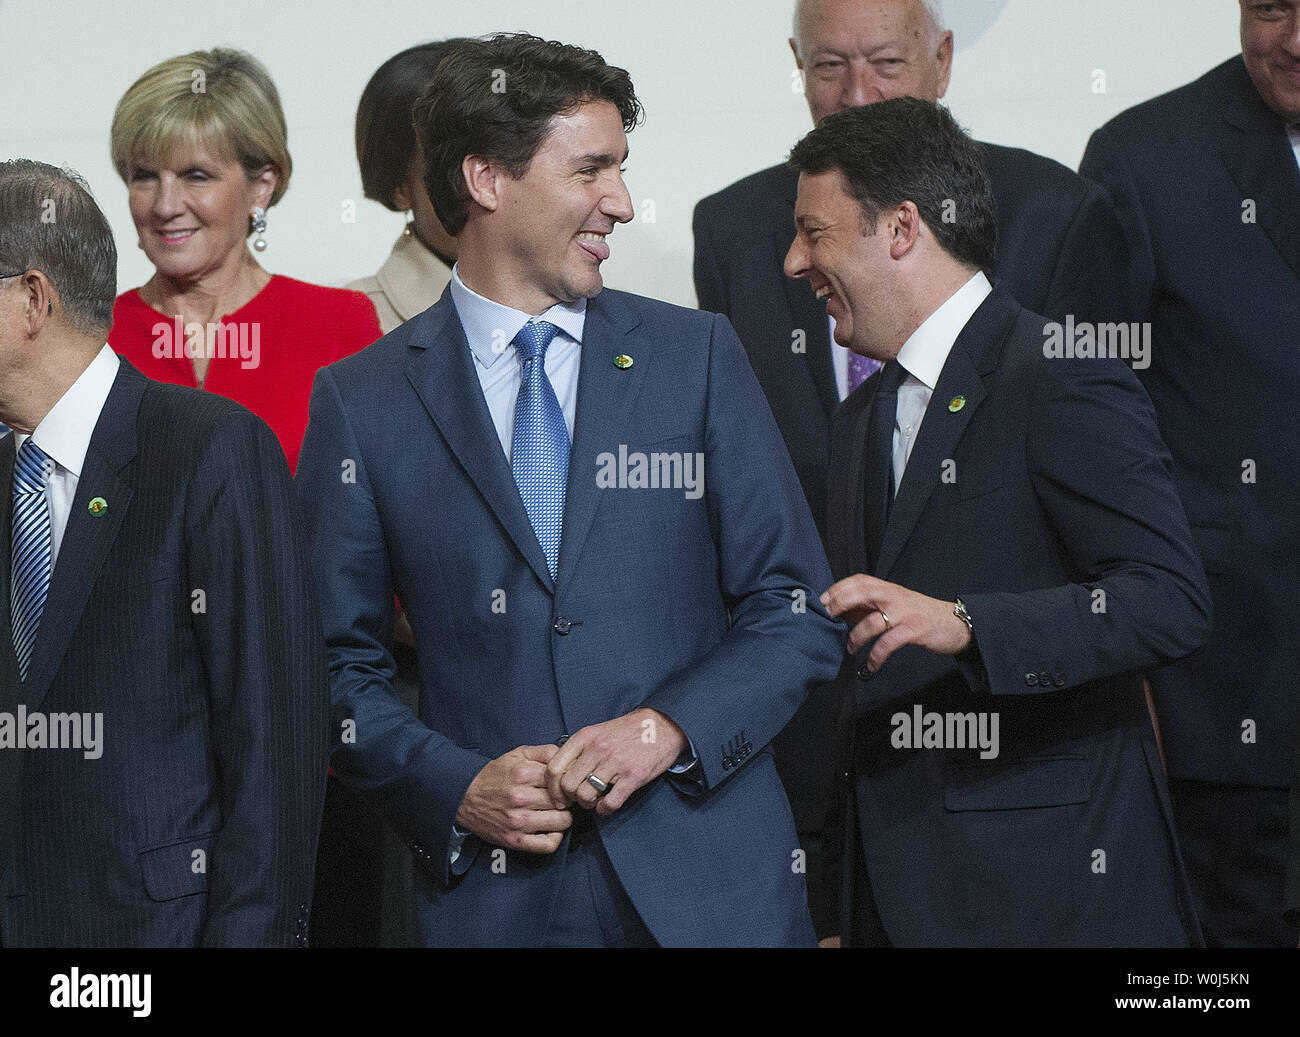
left=251, top=206, right=268, bottom=252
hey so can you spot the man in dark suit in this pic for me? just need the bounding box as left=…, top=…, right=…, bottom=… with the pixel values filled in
left=0, top=160, right=328, bottom=946
left=1080, top=2, right=1300, bottom=948
left=294, top=34, right=842, bottom=947
left=792, top=99, right=1211, bottom=946
left=692, top=1, right=1130, bottom=904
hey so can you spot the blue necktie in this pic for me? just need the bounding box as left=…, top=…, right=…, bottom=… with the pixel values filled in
left=11, top=439, right=53, bottom=680
left=510, top=321, right=569, bottom=580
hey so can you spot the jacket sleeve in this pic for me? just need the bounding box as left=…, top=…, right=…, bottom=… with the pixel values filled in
left=1041, top=172, right=1137, bottom=326
left=960, top=354, right=1212, bottom=697
left=1078, top=125, right=1159, bottom=323
left=184, top=407, right=330, bottom=947
left=640, top=313, right=845, bottom=791
left=294, top=366, right=489, bottom=886
left=692, top=199, right=727, bottom=315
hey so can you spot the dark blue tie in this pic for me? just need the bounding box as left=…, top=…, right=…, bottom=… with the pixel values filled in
left=11, top=438, right=53, bottom=680
left=510, top=321, right=569, bottom=580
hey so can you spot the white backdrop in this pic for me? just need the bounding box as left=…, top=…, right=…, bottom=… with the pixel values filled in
left=0, top=0, right=1239, bottom=308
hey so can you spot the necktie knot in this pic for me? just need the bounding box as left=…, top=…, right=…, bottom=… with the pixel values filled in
left=513, top=321, right=559, bottom=365
left=876, top=358, right=907, bottom=395
left=14, top=439, right=52, bottom=496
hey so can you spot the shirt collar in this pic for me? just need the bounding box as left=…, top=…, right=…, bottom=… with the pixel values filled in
left=16, top=344, right=120, bottom=477
left=894, top=271, right=993, bottom=390
left=449, top=263, right=586, bottom=369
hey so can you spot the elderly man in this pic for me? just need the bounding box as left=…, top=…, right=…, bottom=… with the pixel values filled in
left=294, top=33, right=842, bottom=947
left=0, top=160, right=328, bottom=946
left=791, top=98, right=1210, bottom=947
left=692, top=0, right=1131, bottom=929
left=1081, top=0, right=1300, bottom=948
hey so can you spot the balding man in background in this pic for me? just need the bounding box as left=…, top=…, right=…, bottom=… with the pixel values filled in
left=1081, top=0, right=1300, bottom=948
left=692, top=0, right=1132, bottom=933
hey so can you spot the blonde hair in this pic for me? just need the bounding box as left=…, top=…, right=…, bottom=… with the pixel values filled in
left=110, top=48, right=292, bottom=206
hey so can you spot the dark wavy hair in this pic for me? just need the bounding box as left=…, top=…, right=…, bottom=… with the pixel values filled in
left=413, top=33, right=642, bottom=236
left=355, top=39, right=473, bottom=211
left=789, top=97, right=997, bottom=272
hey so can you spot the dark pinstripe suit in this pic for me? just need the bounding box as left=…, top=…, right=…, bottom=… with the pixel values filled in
left=0, top=360, right=329, bottom=946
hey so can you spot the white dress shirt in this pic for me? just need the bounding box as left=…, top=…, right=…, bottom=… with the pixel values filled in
left=890, top=272, right=993, bottom=492
left=11, top=344, right=120, bottom=566
left=1289, top=124, right=1300, bottom=173
left=448, top=264, right=585, bottom=459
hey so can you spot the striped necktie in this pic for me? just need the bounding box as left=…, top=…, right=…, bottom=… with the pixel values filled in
left=510, top=321, right=569, bottom=580
left=11, top=438, right=53, bottom=680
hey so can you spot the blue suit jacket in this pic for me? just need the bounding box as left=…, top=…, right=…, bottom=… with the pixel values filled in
left=824, top=290, right=1211, bottom=946
left=1081, top=56, right=1300, bottom=790
left=693, top=145, right=1132, bottom=846
left=294, top=285, right=843, bottom=947
left=0, top=360, right=329, bottom=946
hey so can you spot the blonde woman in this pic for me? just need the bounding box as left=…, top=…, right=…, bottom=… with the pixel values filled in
left=108, top=48, right=380, bottom=472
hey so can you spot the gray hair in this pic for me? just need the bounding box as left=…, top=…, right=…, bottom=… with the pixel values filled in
left=0, top=159, right=117, bottom=338
left=793, top=0, right=948, bottom=53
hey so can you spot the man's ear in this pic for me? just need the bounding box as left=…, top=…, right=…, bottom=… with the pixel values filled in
left=889, top=202, right=923, bottom=260
left=935, top=31, right=955, bottom=99
left=22, top=271, right=55, bottom=336
left=789, top=37, right=804, bottom=69
left=462, top=155, right=502, bottom=216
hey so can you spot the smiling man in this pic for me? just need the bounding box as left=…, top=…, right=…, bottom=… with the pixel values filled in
left=1081, top=0, right=1300, bottom=948
left=794, top=98, right=1212, bottom=947
left=294, top=33, right=842, bottom=947
left=691, top=3, right=1132, bottom=925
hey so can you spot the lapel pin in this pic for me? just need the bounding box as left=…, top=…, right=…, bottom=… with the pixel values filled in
left=948, top=396, right=966, bottom=413
left=614, top=354, right=634, bottom=370
left=88, top=496, right=108, bottom=517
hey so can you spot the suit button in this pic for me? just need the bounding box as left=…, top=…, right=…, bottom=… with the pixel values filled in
left=1024, top=673, right=1039, bottom=687
left=553, top=616, right=572, bottom=635
left=1038, top=672, right=1051, bottom=687
left=1053, top=673, right=1066, bottom=688
left=856, top=664, right=872, bottom=681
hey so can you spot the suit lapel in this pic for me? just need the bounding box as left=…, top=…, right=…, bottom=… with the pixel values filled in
left=405, top=289, right=556, bottom=592
left=875, top=294, right=1015, bottom=579
left=1216, top=58, right=1300, bottom=283
left=21, top=364, right=143, bottom=709
left=0, top=432, right=19, bottom=695
left=556, top=292, right=646, bottom=588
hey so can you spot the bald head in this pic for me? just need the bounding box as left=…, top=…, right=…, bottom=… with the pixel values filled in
left=791, top=0, right=952, bottom=125
left=794, top=0, right=945, bottom=51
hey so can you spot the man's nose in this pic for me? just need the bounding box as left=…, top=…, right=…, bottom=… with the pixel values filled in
left=605, top=174, right=635, bottom=224
left=843, top=63, right=882, bottom=109
left=784, top=235, right=809, bottom=280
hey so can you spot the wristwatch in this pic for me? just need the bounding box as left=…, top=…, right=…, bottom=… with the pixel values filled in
left=953, top=597, right=974, bottom=633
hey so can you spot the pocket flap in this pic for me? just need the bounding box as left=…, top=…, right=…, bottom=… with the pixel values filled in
left=945, top=756, right=1089, bottom=811
left=139, top=835, right=213, bottom=901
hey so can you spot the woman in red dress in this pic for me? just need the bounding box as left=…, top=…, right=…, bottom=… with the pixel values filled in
left=107, top=48, right=380, bottom=472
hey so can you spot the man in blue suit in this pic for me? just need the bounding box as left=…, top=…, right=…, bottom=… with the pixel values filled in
left=692, top=2, right=1132, bottom=915
left=0, top=160, right=328, bottom=946
left=294, top=34, right=843, bottom=947
left=1081, top=2, right=1300, bottom=948
left=794, top=100, right=1211, bottom=946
